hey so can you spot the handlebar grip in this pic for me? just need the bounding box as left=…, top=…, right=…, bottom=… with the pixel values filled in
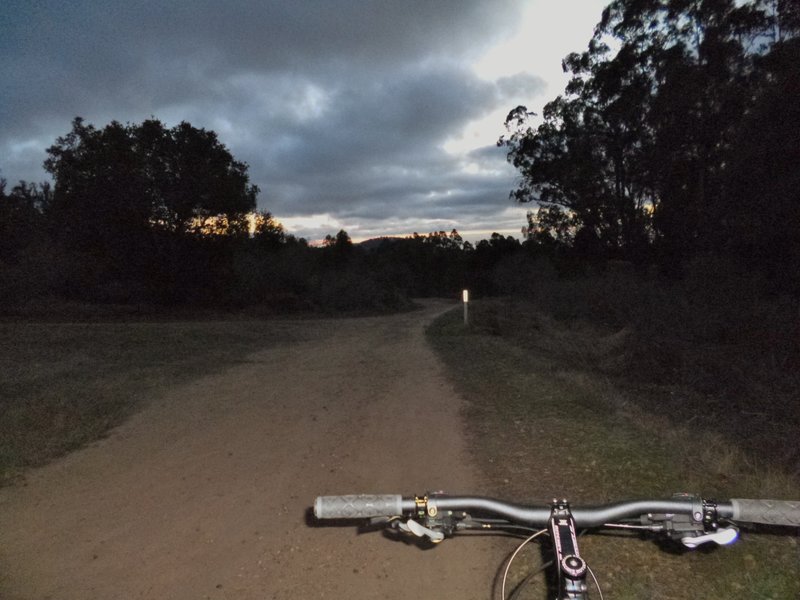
left=314, top=494, right=404, bottom=519
left=730, top=499, right=800, bottom=526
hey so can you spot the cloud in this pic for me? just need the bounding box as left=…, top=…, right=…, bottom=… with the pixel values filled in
left=0, top=0, right=553, bottom=240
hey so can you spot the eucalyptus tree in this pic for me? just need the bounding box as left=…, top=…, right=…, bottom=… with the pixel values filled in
left=602, top=0, right=772, bottom=259
left=501, top=0, right=777, bottom=267
left=719, top=2, right=800, bottom=291
left=500, top=12, right=659, bottom=260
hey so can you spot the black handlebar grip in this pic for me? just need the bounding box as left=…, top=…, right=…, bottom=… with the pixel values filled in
left=314, top=494, right=404, bottom=519
left=730, top=499, right=800, bottom=526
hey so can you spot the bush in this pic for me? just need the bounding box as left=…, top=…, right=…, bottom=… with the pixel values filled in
left=310, top=266, right=408, bottom=313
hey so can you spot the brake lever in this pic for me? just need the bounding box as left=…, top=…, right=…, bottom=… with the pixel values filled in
left=396, top=518, right=445, bottom=543
left=681, top=526, right=738, bottom=549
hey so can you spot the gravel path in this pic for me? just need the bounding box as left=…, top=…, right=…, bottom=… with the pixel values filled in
left=0, top=300, right=497, bottom=599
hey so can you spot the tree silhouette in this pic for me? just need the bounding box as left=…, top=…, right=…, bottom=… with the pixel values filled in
left=45, top=118, right=257, bottom=242
left=500, top=0, right=795, bottom=276
left=42, top=117, right=259, bottom=302
left=0, top=179, right=50, bottom=263
left=720, top=34, right=800, bottom=292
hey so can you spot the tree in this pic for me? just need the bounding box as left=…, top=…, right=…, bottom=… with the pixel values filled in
left=134, top=119, right=258, bottom=235
left=252, top=210, right=286, bottom=249
left=614, top=0, right=768, bottom=260
left=0, top=178, right=55, bottom=304
left=501, top=0, right=776, bottom=269
left=720, top=34, right=800, bottom=292
left=323, top=229, right=353, bottom=249
left=43, top=117, right=259, bottom=300
left=45, top=117, right=258, bottom=244
left=500, top=28, right=657, bottom=261
left=524, top=205, right=577, bottom=249
left=0, top=179, right=51, bottom=263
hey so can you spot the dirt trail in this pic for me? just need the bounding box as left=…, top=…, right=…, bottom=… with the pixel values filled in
left=0, top=300, right=497, bottom=599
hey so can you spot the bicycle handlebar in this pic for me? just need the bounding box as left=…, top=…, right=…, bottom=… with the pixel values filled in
left=314, top=494, right=800, bottom=528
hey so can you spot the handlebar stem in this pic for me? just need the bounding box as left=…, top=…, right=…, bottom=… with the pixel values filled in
left=549, top=500, right=590, bottom=600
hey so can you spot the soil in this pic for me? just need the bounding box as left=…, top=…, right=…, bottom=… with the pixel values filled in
left=0, top=300, right=499, bottom=600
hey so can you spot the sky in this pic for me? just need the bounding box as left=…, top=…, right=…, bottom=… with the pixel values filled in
left=1, top=0, right=610, bottom=243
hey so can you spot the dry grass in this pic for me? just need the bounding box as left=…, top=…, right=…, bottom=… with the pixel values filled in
left=0, top=318, right=299, bottom=484
left=427, top=298, right=800, bottom=599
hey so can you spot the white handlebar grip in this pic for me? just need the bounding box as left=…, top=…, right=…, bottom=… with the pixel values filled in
left=314, top=495, right=404, bottom=519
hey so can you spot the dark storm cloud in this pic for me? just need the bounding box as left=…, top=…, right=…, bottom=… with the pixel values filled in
left=1, top=0, right=544, bottom=240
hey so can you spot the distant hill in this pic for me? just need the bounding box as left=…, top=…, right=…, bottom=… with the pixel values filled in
left=357, top=236, right=405, bottom=251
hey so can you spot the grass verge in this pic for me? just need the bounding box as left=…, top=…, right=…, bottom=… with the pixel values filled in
left=427, top=299, right=800, bottom=600
left=0, top=318, right=299, bottom=485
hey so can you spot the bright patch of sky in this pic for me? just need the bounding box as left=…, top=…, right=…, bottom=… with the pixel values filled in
left=446, top=0, right=609, bottom=158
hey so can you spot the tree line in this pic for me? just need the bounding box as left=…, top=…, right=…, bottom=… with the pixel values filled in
left=0, top=117, right=532, bottom=311
left=500, top=0, right=799, bottom=293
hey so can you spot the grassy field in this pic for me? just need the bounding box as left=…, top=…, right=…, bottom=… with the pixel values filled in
left=427, top=299, right=800, bottom=599
left=0, top=318, right=299, bottom=484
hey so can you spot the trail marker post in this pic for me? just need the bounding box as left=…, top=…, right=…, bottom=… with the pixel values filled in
left=462, top=289, right=469, bottom=326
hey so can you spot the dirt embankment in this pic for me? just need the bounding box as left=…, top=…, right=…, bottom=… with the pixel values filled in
left=0, top=301, right=497, bottom=600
